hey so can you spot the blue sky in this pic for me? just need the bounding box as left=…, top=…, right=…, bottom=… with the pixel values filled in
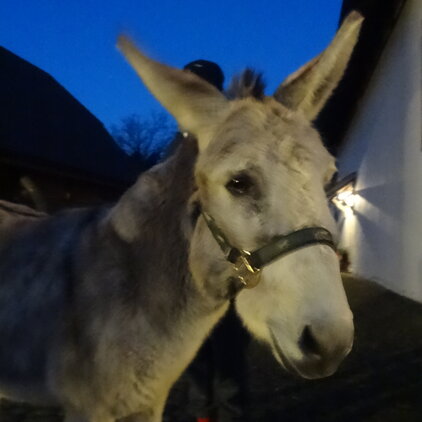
left=1, top=0, right=342, bottom=131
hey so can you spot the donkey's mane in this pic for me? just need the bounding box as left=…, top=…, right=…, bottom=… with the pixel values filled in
left=226, top=68, right=266, bottom=100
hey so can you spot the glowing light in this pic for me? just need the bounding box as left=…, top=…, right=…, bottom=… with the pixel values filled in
left=326, top=173, right=357, bottom=214
left=337, top=190, right=351, bottom=202
left=331, top=183, right=357, bottom=212
left=343, top=193, right=357, bottom=208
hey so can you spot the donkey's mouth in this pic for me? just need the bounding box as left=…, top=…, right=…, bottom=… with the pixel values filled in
left=269, top=329, right=302, bottom=378
left=269, top=329, right=339, bottom=380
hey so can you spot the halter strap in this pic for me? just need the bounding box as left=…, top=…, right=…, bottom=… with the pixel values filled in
left=245, top=227, right=336, bottom=269
left=202, top=212, right=336, bottom=289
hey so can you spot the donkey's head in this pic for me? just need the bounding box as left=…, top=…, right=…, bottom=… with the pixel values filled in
left=118, top=12, right=363, bottom=379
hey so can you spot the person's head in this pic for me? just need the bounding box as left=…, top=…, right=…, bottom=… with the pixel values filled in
left=184, top=60, right=224, bottom=92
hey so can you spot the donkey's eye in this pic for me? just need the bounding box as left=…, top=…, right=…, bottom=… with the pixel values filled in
left=226, top=174, right=254, bottom=196
left=190, top=201, right=201, bottom=226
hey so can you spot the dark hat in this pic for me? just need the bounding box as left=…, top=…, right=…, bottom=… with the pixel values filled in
left=184, top=59, right=224, bottom=92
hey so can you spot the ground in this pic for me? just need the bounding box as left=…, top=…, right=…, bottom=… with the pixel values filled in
left=1, top=275, right=422, bottom=421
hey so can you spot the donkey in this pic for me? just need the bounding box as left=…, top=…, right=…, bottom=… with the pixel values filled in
left=0, top=12, right=363, bottom=422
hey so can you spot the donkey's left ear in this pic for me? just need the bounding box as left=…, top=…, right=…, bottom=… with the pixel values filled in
left=274, top=11, right=364, bottom=120
left=117, top=36, right=228, bottom=145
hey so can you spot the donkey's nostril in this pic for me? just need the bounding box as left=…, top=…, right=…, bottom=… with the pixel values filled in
left=299, top=325, right=322, bottom=357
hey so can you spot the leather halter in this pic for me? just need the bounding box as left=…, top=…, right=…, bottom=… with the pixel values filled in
left=202, top=212, right=336, bottom=289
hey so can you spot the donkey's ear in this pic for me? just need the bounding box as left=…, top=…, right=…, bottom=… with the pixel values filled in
left=118, top=36, right=228, bottom=144
left=274, top=11, right=363, bottom=120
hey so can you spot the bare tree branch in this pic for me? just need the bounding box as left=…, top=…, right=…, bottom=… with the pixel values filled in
left=111, top=112, right=176, bottom=167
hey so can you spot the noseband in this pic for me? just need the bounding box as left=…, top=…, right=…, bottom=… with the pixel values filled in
left=202, top=212, right=336, bottom=290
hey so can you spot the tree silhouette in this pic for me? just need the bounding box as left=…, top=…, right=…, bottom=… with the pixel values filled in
left=111, top=112, right=176, bottom=168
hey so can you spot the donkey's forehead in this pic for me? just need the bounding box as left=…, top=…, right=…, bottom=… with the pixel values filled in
left=200, top=97, right=325, bottom=168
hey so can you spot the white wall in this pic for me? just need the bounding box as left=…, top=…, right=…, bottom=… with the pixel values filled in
left=336, top=0, right=422, bottom=301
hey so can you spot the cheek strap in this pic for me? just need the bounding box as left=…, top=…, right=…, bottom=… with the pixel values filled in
left=202, top=212, right=336, bottom=289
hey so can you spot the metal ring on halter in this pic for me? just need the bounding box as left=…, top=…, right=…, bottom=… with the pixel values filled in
left=233, top=250, right=261, bottom=289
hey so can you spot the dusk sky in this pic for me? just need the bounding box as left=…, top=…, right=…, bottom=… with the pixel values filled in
left=1, top=0, right=342, bottom=131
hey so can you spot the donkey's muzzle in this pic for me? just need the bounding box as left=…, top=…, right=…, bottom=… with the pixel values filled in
left=295, top=319, right=354, bottom=379
left=270, top=314, right=354, bottom=380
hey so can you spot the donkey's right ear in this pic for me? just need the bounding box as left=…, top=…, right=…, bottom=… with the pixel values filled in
left=274, top=11, right=363, bottom=120
left=117, top=36, right=229, bottom=148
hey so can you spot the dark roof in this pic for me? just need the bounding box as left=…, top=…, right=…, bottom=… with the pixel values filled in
left=316, top=0, right=407, bottom=155
left=0, top=47, right=142, bottom=186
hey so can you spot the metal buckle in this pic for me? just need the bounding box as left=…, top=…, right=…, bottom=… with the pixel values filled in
left=234, top=250, right=261, bottom=289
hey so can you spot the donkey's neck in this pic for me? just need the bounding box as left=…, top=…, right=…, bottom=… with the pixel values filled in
left=111, top=136, right=196, bottom=243
left=104, top=136, right=229, bottom=402
left=108, top=136, right=226, bottom=320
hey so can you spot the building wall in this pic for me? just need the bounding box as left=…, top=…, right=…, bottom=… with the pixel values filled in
left=336, top=0, right=422, bottom=301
